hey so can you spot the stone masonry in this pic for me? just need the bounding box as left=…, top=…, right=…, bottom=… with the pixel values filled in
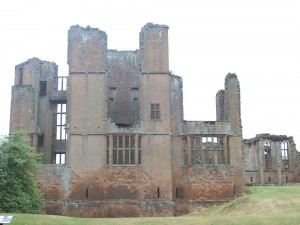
left=9, top=23, right=260, bottom=217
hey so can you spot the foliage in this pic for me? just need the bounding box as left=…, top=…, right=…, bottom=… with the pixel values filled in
left=0, top=131, right=44, bottom=214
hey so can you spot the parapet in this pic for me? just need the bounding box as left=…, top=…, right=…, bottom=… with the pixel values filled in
left=181, top=120, right=231, bottom=135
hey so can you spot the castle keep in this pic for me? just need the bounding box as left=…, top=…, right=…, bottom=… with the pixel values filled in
left=9, top=23, right=272, bottom=217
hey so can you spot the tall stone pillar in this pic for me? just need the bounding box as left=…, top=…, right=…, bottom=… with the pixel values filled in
left=258, top=140, right=264, bottom=185
left=276, top=141, right=282, bottom=184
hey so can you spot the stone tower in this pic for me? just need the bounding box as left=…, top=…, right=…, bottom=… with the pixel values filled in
left=10, top=58, right=67, bottom=164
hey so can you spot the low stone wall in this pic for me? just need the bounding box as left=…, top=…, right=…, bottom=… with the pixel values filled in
left=44, top=199, right=174, bottom=217
left=43, top=199, right=227, bottom=217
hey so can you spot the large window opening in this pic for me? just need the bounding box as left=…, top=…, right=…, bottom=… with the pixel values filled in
left=281, top=141, right=289, bottom=169
left=189, top=136, right=224, bottom=165
left=264, top=140, right=272, bottom=170
left=281, top=141, right=288, bottom=160
left=107, top=135, right=141, bottom=165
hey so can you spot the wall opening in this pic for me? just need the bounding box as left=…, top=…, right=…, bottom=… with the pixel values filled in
left=264, top=140, right=272, bottom=170
left=150, top=104, right=160, bottom=120
left=39, top=81, right=47, bottom=96
left=18, top=67, right=23, bottom=85
left=86, top=188, right=89, bottom=198
left=190, top=136, right=225, bottom=165
left=55, top=152, right=66, bottom=164
left=108, top=135, right=141, bottom=165
left=57, top=76, right=67, bottom=91
left=38, top=134, right=44, bottom=147
left=56, top=103, right=67, bottom=140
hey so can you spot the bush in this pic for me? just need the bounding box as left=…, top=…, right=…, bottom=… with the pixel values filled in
left=0, top=131, right=44, bottom=213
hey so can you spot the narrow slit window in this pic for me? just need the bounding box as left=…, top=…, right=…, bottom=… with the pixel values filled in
left=86, top=188, right=89, bottom=198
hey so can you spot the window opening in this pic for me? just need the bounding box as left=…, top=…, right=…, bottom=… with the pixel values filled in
left=57, top=76, right=67, bottom=91
left=157, top=187, right=160, bottom=198
left=202, top=136, right=218, bottom=143
left=106, top=136, right=109, bottom=165
left=39, top=81, right=47, bottom=96
left=150, top=104, right=160, bottom=120
left=213, top=137, right=218, bottom=143
left=55, top=153, right=66, bottom=164
left=191, top=136, right=223, bottom=165
left=38, top=134, right=44, bottom=147
left=281, top=141, right=288, bottom=160
left=264, top=140, right=272, bottom=170
left=175, top=188, right=179, bottom=198
left=18, top=67, right=23, bottom=85
left=56, top=103, right=67, bottom=140
left=250, top=177, right=253, bottom=182
left=108, top=87, right=116, bottom=120
left=109, top=135, right=141, bottom=165
left=86, top=188, right=89, bottom=198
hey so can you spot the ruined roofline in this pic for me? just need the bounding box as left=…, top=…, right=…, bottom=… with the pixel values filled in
left=15, top=57, right=57, bottom=68
left=225, top=73, right=237, bottom=79
left=216, top=89, right=225, bottom=96
left=68, top=25, right=107, bottom=39
left=243, top=133, right=294, bottom=144
left=69, top=24, right=106, bottom=33
left=141, top=22, right=169, bottom=31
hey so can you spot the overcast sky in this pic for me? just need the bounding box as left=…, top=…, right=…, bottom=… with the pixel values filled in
left=0, top=0, right=299, bottom=146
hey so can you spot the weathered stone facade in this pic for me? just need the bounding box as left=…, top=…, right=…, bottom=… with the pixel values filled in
left=9, top=23, right=245, bottom=217
left=243, top=134, right=300, bottom=185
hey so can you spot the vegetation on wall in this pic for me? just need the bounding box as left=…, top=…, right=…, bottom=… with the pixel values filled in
left=0, top=131, right=44, bottom=214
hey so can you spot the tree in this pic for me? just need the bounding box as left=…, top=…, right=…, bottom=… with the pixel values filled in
left=0, top=131, right=44, bottom=213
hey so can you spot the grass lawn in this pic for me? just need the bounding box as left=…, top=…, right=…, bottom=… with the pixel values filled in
left=3, top=185, right=300, bottom=225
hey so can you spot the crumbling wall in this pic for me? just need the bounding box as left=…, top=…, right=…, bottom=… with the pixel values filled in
left=243, top=134, right=300, bottom=184
left=106, top=50, right=141, bottom=125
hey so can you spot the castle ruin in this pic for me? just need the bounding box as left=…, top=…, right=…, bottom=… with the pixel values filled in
left=9, top=23, right=299, bottom=217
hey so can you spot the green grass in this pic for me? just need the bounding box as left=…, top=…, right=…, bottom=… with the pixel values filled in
left=3, top=185, right=300, bottom=225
